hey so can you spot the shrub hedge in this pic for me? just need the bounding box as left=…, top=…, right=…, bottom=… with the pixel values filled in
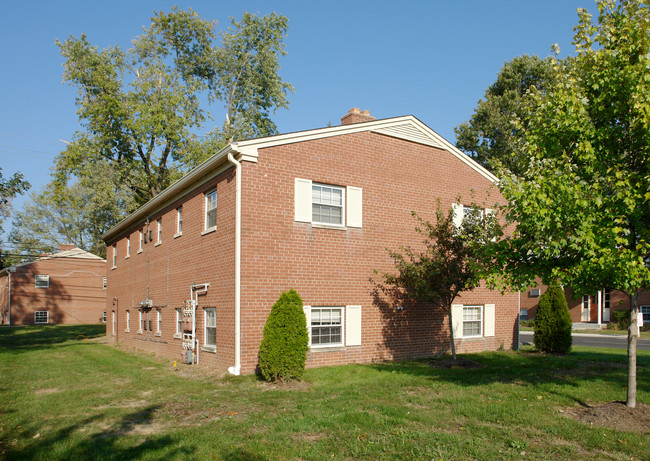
left=533, top=284, right=572, bottom=354
left=258, top=289, right=309, bottom=382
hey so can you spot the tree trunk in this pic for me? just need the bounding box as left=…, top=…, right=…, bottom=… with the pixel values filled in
left=626, top=291, right=639, bottom=408
left=447, top=305, right=457, bottom=361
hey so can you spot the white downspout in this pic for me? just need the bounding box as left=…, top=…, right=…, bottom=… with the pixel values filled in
left=227, top=152, right=242, bottom=376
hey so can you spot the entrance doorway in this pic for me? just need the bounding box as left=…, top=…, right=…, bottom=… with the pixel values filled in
left=582, top=295, right=590, bottom=322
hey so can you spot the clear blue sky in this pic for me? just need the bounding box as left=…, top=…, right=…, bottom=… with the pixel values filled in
left=0, top=0, right=593, bottom=234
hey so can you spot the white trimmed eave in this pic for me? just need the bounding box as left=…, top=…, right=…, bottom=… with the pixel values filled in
left=232, top=115, right=497, bottom=183
left=101, top=144, right=237, bottom=243
left=102, top=114, right=497, bottom=243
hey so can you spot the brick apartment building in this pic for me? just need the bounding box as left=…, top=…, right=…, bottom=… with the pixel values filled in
left=102, top=109, right=520, bottom=375
left=0, top=245, right=107, bottom=325
left=520, top=284, right=650, bottom=325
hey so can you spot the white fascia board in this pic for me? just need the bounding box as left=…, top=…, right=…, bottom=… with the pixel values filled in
left=406, top=117, right=498, bottom=184
left=101, top=144, right=237, bottom=243
left=233, top=115, right=497, bottom=184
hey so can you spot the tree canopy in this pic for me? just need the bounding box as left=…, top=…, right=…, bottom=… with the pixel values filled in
left=455, top=55, right=554, bottom=176
left=56, top=7, right=293, bottom=207
left=378, top=207, right=497, bottom=360
left=488, top=0, right=650, bottom=407
left=0, top=168, right=30, bottom=235
left=7, top=168, right=133, bottom=264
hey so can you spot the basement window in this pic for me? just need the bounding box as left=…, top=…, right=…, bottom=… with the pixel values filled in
left=34, top=311, right=49, bottom=324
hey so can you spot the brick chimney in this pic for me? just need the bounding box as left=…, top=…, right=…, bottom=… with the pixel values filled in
left=341, top=108, right=376, bottom=125
left=59, top=244, right=76, bottom=252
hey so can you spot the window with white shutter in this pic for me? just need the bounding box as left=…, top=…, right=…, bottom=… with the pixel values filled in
left=295, top=178, right=362, bottom=228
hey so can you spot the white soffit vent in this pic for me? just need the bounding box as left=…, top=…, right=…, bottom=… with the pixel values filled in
left=371, top=123, right=445, bottom=149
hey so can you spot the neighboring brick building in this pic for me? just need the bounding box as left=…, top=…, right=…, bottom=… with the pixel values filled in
left=102, top=109, right=520, bottom=375
left=0, top=245, right=107, bottom=325
left=520, top=284, right=650, bottom=325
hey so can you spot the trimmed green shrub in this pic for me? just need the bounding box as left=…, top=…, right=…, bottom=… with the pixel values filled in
left=258, top=289, right=309, bottom=382
left=609, top=309, right=631, bottom=330
left=533, top=284, right=572, bottom=354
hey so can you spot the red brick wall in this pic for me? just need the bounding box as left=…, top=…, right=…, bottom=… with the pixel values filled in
left=2, top=257, right=106, bottom=325
left=105, top=130, right=520, bottom=374
left=105, top=167, right=236, bottom=371
left=238, top=132, right=518, bottom=374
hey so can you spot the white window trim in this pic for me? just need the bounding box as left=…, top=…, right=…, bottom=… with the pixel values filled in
left=35, top=274, right=49, bottom=289
left=137, top=311, right=143, bottom=334
left=155, top=310, right=162, bottom=336
left=462, top=305, right=483, bottom=338
left=174, top=207, right=183, bottom=238
left=203, top=307, right=217, bottom=351
left=295, top=178, right=363, bottom=229
left=174, top=308, right=182, bottom=338
left=112, top=245, right=117, bottom=269
left=204, top=189, right=218, bottom=232
left=155, top=219, right=162, bottom=246
left=112, top=311, right=116, bottom=335
left=126, top=237, right=130, bottom=258
left=125, top=310, right=130, bottom=332
left=34, top=311, right=49, bottom=324
left=312, top=183, right=346, bottom=227
left=309, top=306, right=345, bottom=348
left=138, top=230, right=143, bottom=253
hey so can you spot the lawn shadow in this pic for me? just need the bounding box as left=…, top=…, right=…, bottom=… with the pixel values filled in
left=369, top=348, right=650, bottom=404
left=2, top=405, right=195, bottom=460
left=0, top=324, right=106, bottom=352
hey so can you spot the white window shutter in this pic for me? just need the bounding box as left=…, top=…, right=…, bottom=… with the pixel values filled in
left=484, top=304, right=495, bottom=337
left=451, top=203, right=463, bottom=229
left=303, top=305, right=312, bottom=345
left=295, top=178, right=312, bottom=222
left=347, top=187, right=363, bottom=228
left=451, top=304, right=464, bottom=339
left=345, top=305, right=362, bottom=346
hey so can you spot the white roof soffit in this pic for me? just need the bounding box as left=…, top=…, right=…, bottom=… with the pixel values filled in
left=102, top=115, right=496, bottom=242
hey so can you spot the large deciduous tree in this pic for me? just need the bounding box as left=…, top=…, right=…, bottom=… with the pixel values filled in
left=0, top=168, right=30, bottom=234
left=489, top=0, right=650, bottom=407
left=56, top=7, right=292, bottom=206
left=455, top=55, right=554, bottom=177
left=7, top=166, right=133, bottom=263
left=378, top=207, right=497, bottom=360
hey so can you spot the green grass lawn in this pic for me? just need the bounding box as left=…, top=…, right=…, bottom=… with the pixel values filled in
left=520, top=325, right=650, bottom=339
left=1, top=325, right=648, bottom=460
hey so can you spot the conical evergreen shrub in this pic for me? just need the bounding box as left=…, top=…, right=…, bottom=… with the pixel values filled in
left=258, top=289, right=309, bottom=381
left=533, top=284, right=572, bottom=354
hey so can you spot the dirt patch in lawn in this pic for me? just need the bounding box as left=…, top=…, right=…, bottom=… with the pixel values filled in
left=564, top=402, right=650, bottom=434
left=34, top=388, right=60, bottom=395
left=257, top=380, right=311, bottom=391
left=433, top=357, right=484, bottom=369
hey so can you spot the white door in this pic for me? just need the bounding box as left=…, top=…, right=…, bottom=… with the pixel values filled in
left=581, top=295, right=590, bottom=322
left=603, top=289, right=611, bottom=322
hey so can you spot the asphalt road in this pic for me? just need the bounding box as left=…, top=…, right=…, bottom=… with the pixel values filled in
left=519, top=330, right=650, bottom=351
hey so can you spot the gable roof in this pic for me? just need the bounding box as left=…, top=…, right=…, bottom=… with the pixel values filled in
left=102, top=114, right=497, bottom=242
left=0, top=247, right=105, bottom=275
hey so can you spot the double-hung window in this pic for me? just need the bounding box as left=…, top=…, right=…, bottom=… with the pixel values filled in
left=205, top=308, right=216, bottom=348
left=35, top=275, right=49, bottom=288
left=176, top=207, right=183, bottom=235
left=156, top=310, right=162, bottom=334
left=112, top=245, right=117, bottom=268
left=311, top=307, right=343, bottom=346
left=126, top=310, right=130, bottom=332
left=640, top=305, right=650, bottom=322
left=138, top=230, right=143, bottom=252
left=312, top=184, right=345, bottom=226
left=462, top=306, right=482, bottom=337
left=138, top=311, right=143, bottom=333
left=205, top=190, right=217, bottom=230
left=34, top=311, right=48, bottom=324
left=176, top=309, right=182, bottom=336
left=156, top=219, right=162, bottom=244
left=102, top=311, right=107, bottom=323
left=126, top=237, right=130, bottom=258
